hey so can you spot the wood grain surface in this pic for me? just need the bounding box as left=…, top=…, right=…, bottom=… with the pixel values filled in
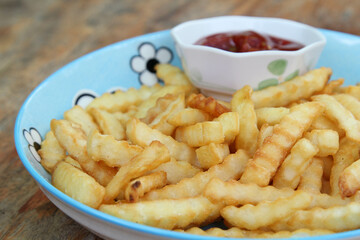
left=1, top=0, right=360, bottom=239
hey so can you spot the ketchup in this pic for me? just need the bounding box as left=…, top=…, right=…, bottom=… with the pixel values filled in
left=195, top=31, right=304, bottom=52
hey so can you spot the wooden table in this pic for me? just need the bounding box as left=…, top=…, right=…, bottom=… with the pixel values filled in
left=1, top=0, right=360, bottom=239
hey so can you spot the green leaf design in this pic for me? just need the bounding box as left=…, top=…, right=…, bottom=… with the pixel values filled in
left=267, top=59, right=287, bottom=76
left=284, top=69, right=299, bottom=81
left=258, top=78, right=279, bottom=90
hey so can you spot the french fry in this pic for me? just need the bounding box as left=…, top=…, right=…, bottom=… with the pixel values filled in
left=251, top=67, right=331, bottom=108
left=312, top=94, right=360, bottom=143
left=150, top=157, right=201, bottom=184
left=64, top=105, right=98, bottom=136
left=88, top=108, right=125, bottom=141
left=51, top=119, right=116, bottom=186
left=330, top=137, right=360, bottom=195
left=240, top=102, right=324, bottom=186
left=124, top=171, right=167, bottom=202
left=304, top=129, right=339, bottom=157
left=214, top=112, right=240, bottom=144
left=255, top=107, right=290, bottom=128
left=273, top=138, right=318, bottom=189
left=270, top=202, right=360, bottom=232
left=339, top=159, right=360, bottom=197
left=167, top=108, right=210, bottom=127
left=155, top=63, right=195, bottom=89
left=298, top=157, right=324, bottom=194
left=87, top=130, right=142, bottom=167
left=86, top=85, right=161, bottom=113
left=187, top=93, right=230, bottom=118
left=309, top=114, right=345, bottom=137
left=334, top=93, right=360, bottom=120
left=38, top=131, right=66, bottom=173
left=112, top=107, right=137, bottom=126
left=231, top=85, right=259, bottom=155
left=256, top=123, right=274, bottom=150
left=335, top=85, right=360, bottom=101
left=100, top=196, right=220, bottom=230
left=317, top=78, right=344, bottom=95
left=196, top=143, right=230, bottom=169
left=126, top=118, right=197, bottom=165
left=143, top=149, right=249, bottom=200
left=175, top=121, right=224, bottom=147
left=63, top=156, right=82, bottom=169
left=52, top=161, right=105, bottom=208
left=221, top=191, right=312, bottom=230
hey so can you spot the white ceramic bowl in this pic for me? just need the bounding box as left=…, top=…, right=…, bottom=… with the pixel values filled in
left=14, top=29, right=360, bottom=240
left=171, top=16, right=326, bottom=100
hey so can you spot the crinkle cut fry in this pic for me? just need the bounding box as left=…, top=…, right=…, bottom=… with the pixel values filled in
left=187, top=93, right=230, bottom=118
left=240, top=102, right=324, bottom=187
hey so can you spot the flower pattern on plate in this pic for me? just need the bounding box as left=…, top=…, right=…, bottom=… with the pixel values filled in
left=131, top=42, right=173, bottom=86
left=23, top=128, right=42, bottom=162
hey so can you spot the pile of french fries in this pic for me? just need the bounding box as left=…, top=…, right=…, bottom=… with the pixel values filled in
left=38, top=63, right=360, bottom=238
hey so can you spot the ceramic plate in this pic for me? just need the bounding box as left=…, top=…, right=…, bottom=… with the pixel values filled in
left=14, top=28, right=360, bottom=240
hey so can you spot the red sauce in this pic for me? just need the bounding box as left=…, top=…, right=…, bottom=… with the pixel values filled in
left=195, top=31, right=304, bottom=52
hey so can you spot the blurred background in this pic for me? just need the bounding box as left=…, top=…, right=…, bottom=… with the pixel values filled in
left=1, top=0, right=359, bottom=239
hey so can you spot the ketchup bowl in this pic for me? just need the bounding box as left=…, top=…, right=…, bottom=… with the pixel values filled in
left=171, top=16, right=326, bottom=100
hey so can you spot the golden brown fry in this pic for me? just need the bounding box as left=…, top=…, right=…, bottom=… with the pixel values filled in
left=124, top=171, right=167, bottom=202
left=240, top=102, right=324, bottom=186
left=126, top=118, right=197, bottom=165
left=309, top=114, right=345, bottom=137
left=273, top=138, right=318, bottom=189
left=334, top=93, right=360, bottom=120
left=167, top=108, right=210, bottom=127
left=256, top=123, right=274, bottom=150
left=196, top=143, right=230, bottom=169
left=87, top=130, right=142, bottom=167
left=155, top=63, right=196, bottom=89
left=339, top=159, right=360, bottom=197
left=221, top=191, right=312, bottom=230
left=38, top=131, right=66, bottom=173
left=100, top=196, right=220, bottom=230
left=335, top=85, right=360, bottom=101
left=317, top=78, right=344, bottom=95
left=214, top=112, right=240, bottom=144
left=330, top=137, right=360, bottom=195
left=63, top=156, right=82, bottom=169
left=304, top=129, right=339, bottom=157
left=298, top=157, right=324, bottom=194
left=88, top=108, right=125, bottom=141
left=104, top=141, right=170, bottom=202
left=51, top=119, right=116, bottom=186
left=255, top=107, right=290, bottom=128
left=143, top=149, right=249, bottom=200
left=52, top=161, right=105, bottom=208
left=175, top=121, right=224, bottom=147
left=187, top=93, right=230, bottom=118
left=252, top=67, right=331, bottom=108
left=64, top=105, right=98, bottom=136
left=312, top=94, right=360, bottom=143
left=231, top=85, right=259, bottom=155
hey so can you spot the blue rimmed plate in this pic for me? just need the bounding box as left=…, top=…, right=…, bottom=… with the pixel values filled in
left=15, top=29, right=360, bottom=240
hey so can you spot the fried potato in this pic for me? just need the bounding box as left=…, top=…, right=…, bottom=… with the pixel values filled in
left=175, top=121, right=224, bottom=147
left=221, top=191, right=312, bottom=230
left=256, top=123, right=274, bottom=150
left=51, top=119, right=116, bottom=186
left=304, top=129, right=339, bottom=157
left=88, top=108, right=125, bottom=140
left=150, top=157, right=201, bottom=184
left=155, top=63, right=196, bottom=89
left=38, top=131, right=66, bottom=173
left=104, top=141, right=170, bottom=202
left=124, top=171, right=167, bottom=202
left=240, top=102, right=324, bottom=186
left=143, top=149, right=249, bottom=200
left=335, top=85, right=360, bottom=101
left=126, top=118, right=197, bottom=165
left=63, top=156, right=82, bottom=169
left=312, top=94, right=360, bottom=143
left=273, top=138, right=318, bottom=189
left=309, top=114, right=345, bottom=137
left=231, top=85, right=259, bottom=155
left=196, top=143, right=230, bottom=169
left=317, top=78, right=344, bottom=95
left=86, top=85, right=161, bottom=113
left=339, top=159, right=360, bottom=197
left=298, top=157, right=324, bottom=194
left=251, top=67, right=331, bottom=108
left=255, top=107, right=290, bottom=128
left=214, top=112, right=240, bottom=144
left=112, top=107, right=137, bottom=126
left=52, top=161, right=105, bottom=208
left=270, top=202, right=360, bottom=232
left=87, top=130, right=142, bottom=167
left=100, top=196, right=220, bottom=230
left=334, top=94, right=360, bottom=120
left=167, top=108, right=210, bottom=127
left=330, top=137, right=360, bottom=195
left=187, top=93, right=231, bottom=118
left=64, top=105, right=98, bottom=136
